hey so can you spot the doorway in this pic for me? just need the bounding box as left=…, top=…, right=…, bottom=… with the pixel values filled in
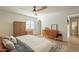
left=70, top=19, right=78, bottom=36
left=67, top=17, right=79, bottom=37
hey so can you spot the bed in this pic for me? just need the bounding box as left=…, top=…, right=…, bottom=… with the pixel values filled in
left=8, top=39, right=34, bottom=52
left=16, top=35, right=54, bottom=52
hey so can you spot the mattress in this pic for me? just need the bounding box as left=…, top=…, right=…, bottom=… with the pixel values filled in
left=16, top=35, right=54, bottom=52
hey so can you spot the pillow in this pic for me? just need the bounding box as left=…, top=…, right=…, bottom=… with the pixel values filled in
left=3, top=36, right=10, bottom=39
left=10, top=36, right=17, bottom=44
left=2, top=39, right=15, bottom=49
left=3, top=36, right=17, bottom=44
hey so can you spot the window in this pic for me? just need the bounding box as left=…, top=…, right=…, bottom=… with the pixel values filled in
left=26, top=20, right=35, bottom=30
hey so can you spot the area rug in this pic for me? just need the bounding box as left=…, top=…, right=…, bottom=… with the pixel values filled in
left=50, top=43, right=65, bottom=52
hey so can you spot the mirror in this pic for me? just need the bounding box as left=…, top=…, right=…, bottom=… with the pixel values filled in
left=51, top=24, right=58, bottom=30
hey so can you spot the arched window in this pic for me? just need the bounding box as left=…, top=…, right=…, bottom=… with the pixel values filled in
left=26, top=20, right=35, bottom=30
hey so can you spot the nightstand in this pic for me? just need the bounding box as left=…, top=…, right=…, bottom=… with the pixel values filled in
left=0, top=37, right=7, bottom=52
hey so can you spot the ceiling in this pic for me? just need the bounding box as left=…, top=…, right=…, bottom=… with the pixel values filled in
left=0, top=6, right=79, bottom=17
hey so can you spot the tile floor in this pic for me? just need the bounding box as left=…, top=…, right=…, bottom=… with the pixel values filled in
left=64, top=36, right=79, bottom=52
left=44, top=36, right=79, bottom=52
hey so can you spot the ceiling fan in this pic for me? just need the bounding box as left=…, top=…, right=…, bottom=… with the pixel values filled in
left=33, top=6, right=47, bottom=12
left=33, top=6, right=47, bottom=16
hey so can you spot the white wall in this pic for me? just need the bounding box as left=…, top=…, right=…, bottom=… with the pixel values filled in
left=40, top=13, right=68, bottom=41
left=0, top=10, right=37, bottom=36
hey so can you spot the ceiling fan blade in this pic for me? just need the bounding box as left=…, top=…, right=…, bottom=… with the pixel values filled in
left=33, top=6, right=36, bottom=11
left=36, top=6, right=47, bottom=12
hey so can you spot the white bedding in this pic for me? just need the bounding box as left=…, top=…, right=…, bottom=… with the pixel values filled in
left=16, top=35, right=54, bottom=52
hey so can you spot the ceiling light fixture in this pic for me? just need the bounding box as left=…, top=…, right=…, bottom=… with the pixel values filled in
left=33, top=6, right=37, bottom=16
left=33, top=6, right=47, bottom=16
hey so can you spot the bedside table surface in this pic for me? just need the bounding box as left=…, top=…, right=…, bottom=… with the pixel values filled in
left=0, top=37, right=7, bottom=52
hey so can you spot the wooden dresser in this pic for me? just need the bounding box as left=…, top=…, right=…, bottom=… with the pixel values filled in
left=0, top=37, right=7, bottom=52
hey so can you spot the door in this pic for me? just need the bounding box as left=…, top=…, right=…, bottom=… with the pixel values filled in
left=38, top=20, right=41, bottom=34
left=70, top=18, right=78, bottom=36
